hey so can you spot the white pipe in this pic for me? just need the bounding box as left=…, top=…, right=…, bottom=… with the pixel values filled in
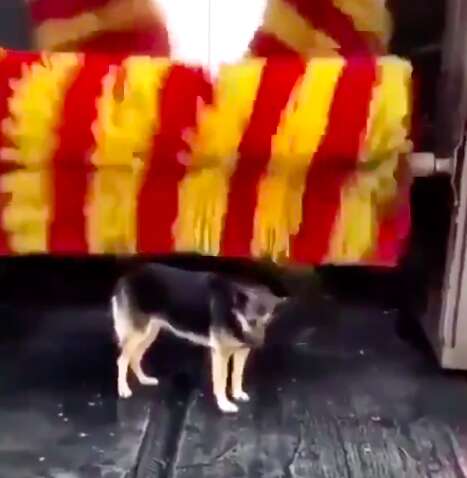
left=409, top=152, right=453, bottom=177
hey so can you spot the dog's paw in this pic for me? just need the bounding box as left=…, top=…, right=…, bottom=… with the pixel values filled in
left=217, top=398, right=239, bottom=414
left=232, top=390, right=250, bottom=402
left=118, top=382, right=133, bottom=399
left=139, top=376, right=159, bottom=386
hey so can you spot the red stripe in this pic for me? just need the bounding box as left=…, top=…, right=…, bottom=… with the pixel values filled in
left=30, top=0, right=110, bottom=23
left=220, top=58, right=306, bottom=257
left=137, top=65, right=213, bottom=254
left=249, top=31, right=300, bottom=57
left=0, top=52, right=39, bottom=255
left=372, top=159, right=411, bottom=266
left=77, top=28, right=171, bottom=56
left=373, top=201, right=411, bottom=267
left=291, top=57, right=377, bottom=263
left=48, top=56, right=111, bottom=254
left=284, top=0, right=370, bottom=56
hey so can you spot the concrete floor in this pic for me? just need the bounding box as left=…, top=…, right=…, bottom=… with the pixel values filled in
left=0, top=260, right=467, bottom=478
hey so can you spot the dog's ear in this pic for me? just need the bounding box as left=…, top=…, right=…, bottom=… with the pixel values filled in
left=269, top=294, right=286, bottom=311
left=275, top=296, right=286, bottom=306
left=208, top=275, right=249, bottom=311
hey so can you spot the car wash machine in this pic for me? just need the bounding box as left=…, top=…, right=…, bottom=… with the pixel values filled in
left=0, top=0, right=466, bottom=368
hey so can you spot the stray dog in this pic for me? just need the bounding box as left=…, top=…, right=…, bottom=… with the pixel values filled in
left=112, top=263, right=284, bottom=413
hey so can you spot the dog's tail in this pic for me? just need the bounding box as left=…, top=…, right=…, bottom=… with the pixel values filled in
left=111, top=279, right=135, bottom=347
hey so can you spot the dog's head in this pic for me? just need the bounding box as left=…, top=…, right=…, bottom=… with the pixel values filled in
left=231, top=284, right=285, bottom=348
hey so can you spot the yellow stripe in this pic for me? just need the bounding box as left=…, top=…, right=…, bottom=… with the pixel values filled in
left=87, top=57, right=170, bottom=254
left=174, top=60, right=264, bottom=255
left=252, top=58, right=344, bottom=261
left=1, top=52, right=80, bottom=253
left=34, top=13, right=100, bottom=50
left=363, top=57, right=413, bottom=171
left=328, top=57, right=412, bottom=263
left=333, top=0, right=393, bottom=48
left=261, top=0, right=340, bottom=57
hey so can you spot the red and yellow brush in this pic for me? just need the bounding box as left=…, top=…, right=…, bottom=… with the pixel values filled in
left=28, top=0, right=171, bottom=55
left=248, top=0, right=392, bottom=57
left=0, top=49, right=412, bottom=266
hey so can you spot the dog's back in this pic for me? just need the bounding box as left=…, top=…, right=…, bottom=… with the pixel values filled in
left=112, top=264, right=219, bottom=345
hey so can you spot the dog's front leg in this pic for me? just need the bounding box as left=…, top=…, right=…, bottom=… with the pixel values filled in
left=211, top=348, right=238, bottom=413
left=232, top=348, right=251, bottom=402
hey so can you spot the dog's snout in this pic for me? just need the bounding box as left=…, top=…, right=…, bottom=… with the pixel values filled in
left=247, top=328, right=265, bottom=348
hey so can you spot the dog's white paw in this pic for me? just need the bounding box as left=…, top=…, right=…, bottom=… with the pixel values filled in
left=217, top=398, right=239, bottom=414
left=118, top=382, right=133, bottom=399
left=139, top=376, right=159, bottom=386
left=232, top=390, right=250, bottom=402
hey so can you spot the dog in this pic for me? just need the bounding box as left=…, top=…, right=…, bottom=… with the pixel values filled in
left=111, top=263, right=285, bottom=413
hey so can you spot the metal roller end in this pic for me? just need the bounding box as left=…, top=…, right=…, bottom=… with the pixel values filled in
left=409, top=152, right=453, bottom=177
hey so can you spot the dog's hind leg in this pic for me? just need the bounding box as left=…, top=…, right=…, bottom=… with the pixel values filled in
left=112, top=294, right=149, bottom=398
left=130, top=320, right=161, bottom=386
left=117, top=332, right=146, bottom=398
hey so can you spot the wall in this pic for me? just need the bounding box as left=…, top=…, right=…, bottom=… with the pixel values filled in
left=0, top=0, right=31, bottom=50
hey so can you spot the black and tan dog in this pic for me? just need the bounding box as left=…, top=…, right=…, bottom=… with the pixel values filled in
left=112, top=263, right=284, bottom=413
